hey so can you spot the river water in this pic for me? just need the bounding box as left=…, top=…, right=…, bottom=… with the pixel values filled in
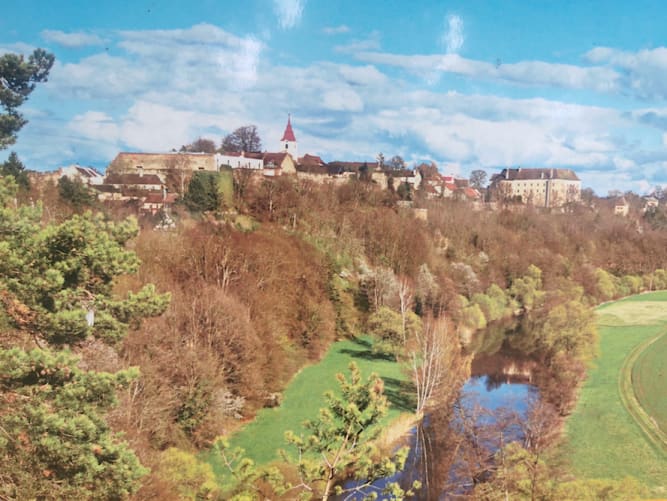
left=339, top=326, right=540, bottom=499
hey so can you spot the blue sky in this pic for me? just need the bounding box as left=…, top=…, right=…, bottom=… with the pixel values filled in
left=3, top=0, right=667, bottom=194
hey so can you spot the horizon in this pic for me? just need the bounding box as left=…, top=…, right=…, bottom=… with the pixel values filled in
left=3, top=0, right=667, bottom=196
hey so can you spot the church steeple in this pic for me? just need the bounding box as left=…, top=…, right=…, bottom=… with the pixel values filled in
left=280, top=114, right=297, bottom=159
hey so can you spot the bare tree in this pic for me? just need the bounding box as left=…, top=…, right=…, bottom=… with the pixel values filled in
left=411, top=316, right=467, bottom=414
left=181, top=137, right=217, bottom=153
left=469, top=170, right=488, bottom=190
left=389, top=155, right=406, bottom=170
left=398, top=276, right=413, bottom=344
left=222, top=125, right=262, bottom=153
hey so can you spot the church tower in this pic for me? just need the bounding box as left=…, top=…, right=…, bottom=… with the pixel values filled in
left=280, top=114, right=298, bottom=160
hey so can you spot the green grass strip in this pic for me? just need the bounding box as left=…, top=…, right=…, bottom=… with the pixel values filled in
left=618, top=327, right=667, bottom=453
left=205, top=336, right=412, bottom=485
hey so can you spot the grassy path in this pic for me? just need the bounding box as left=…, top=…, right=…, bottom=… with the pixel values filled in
left=565, top=291, right=667, bottom=494
left=206, top=337, right=411, bottom=482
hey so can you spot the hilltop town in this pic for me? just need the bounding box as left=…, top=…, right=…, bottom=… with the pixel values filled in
left=27, top=116, right=609, bottom=219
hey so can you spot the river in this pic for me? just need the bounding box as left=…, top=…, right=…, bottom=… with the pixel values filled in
left=339, top=325, right=541, bottom=499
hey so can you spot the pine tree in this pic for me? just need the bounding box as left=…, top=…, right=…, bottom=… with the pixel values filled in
left=0, top=151, right=30, bottom=191
left=0, top=349, right=147, bottom=500
left=283, top=362, right=418, bottom=500
left=0, top=176, right=169, bottom=498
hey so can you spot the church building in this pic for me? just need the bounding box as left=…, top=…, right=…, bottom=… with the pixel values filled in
left=280, top=114, right=298, bottom=160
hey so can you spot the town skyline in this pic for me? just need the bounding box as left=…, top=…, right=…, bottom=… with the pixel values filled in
left=3, top=0, right=667, bottom=195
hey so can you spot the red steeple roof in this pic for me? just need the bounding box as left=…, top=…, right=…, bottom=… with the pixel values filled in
left=280, top=115, right=296, bottom=142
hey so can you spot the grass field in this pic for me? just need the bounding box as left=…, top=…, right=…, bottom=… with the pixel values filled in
left=205, top=336, right=411, bottom=482
left=633, top=329, right=667, bottom=436
left=565, top=291, right=667, bottom=494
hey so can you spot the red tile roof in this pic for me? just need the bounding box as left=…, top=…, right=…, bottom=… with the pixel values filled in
left=280, top=115, right=296, bottom=142
left=263, top=152, right=290, bottom=167
left=464, top=187, right=480, bottom=199
left=298, top=154, right=325, bottom=167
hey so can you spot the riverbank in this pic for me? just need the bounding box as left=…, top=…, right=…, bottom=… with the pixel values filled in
left=564, top=291, right=667, bottom=495
left=206, top=336, right=414, bottom=486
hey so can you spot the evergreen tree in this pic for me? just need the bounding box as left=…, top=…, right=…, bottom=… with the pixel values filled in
left=183, top=171, right=223, bottom=212
left=58, top=175, right=96, bottom=210
left=0, top=176, right=169, bottom=498
left=0, top=151, right=30, bottom=191
left=283, top=363, right=418, bottom=499
left=0, top=48, right=54, bottom=149
left=0, top=349, right=147, bottom=500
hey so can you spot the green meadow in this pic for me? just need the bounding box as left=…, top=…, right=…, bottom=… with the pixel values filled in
left=565, top=292, right=667, bottom=494
left=206, top=336, right=411, bottom=481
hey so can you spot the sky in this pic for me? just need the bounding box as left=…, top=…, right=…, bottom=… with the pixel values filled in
left=2, top=0, right=667, bottom=195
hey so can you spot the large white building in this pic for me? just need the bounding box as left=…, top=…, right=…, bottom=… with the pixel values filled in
left=491, top=168, right=581, bottom=207
left=215, top=151, right=264, bottom=170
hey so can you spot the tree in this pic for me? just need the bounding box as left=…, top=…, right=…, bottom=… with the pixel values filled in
left=181, top=137, right=217, bottom=154
left=469, top=169, right=487, bottom=190
left=0, top=151, right=29, bottom=191
left=1, top=48, right=55, bottom=149
left=389, top=155, right=405, bottom=170
left=410, top=316, right=466, bottom=414
left=221, top=125, right=262, bottom=153
left=0, top=349, right=147, bottom=500
left=183, top=171, right=224, bottom=212
left=367, top=306, right=422, bottom=358
left=155, top=448, right=218, bottom=500
left=57, top=175, right=96, bottom=210
left=283, top=363, right=416, bottom=500
left=376, top=152, right=385, bottom=169
left=0, top=176, right=169, bottom=497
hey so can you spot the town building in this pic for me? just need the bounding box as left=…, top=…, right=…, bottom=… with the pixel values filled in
left=490, top=167, right=581, bottom=207
left=107, top=152, right=217, bottom=180
left=215, top=151, right=264, bottom=170
left=35, top=164, right=105, bottom=186
left=280, top=114, right=298, bottom=160
left=614, top=197, right=630, bottom=216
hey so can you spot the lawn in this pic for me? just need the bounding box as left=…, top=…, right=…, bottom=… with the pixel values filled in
left=565, top=291, right=667, bottom=494
left=205, top=336, right=412, bottom=482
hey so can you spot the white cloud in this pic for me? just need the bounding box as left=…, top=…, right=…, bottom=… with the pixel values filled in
left=337, top=64, right=387, bottom=87
left=322, top=87, right=364, bottom=112
left=335, top=31, right=381, bottom=53
left=41, top=30, right=105, bottom=48
left=585, top=46, right=667, bottom=99
left=119, top=101, right=200, bottom=151
left=273, top=0, right=306, bottom=30
left=47, top=24, right=263, bottom=101
left=441, top=15, right=464, bottom=54
left=69, top=111, right=119, bottom=141
left=323, top=25, right=350, bottom=35
left=0, top=42, right=37, bottom=55
left=356, top=51, right=619, bottom=92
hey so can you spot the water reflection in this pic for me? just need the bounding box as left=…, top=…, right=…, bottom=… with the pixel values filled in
left=337, top=322, right=542, bottom=500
